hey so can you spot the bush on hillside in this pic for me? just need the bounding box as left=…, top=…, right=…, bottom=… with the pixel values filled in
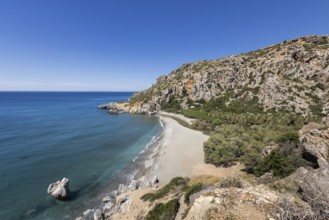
left=145, top=198, right=180, bottom=220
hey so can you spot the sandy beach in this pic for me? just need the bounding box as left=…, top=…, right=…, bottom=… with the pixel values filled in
left=147, top=115, right=243, bottom=185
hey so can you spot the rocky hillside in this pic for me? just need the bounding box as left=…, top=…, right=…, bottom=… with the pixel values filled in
left=130, top=35, right=329, bottom=117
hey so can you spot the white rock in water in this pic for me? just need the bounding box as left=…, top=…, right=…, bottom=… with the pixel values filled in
left=102, top=195, right=112, bottom=203
left=83, top=209, right=95, bottom=216
left=47, top=177, right=70, bottom=200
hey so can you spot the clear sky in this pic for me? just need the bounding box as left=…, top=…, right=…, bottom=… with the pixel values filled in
left=0, top=0, right=328, bottom=91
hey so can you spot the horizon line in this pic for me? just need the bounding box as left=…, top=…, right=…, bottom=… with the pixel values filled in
left=0, top=90, right=138, bottom=93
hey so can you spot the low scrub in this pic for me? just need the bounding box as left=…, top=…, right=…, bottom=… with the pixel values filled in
left=219, top=177, right=243, bottom=188
left=141, top=177, right=188, bottom=202
left=145, top=198, right=180, bottom=220
left=184, top=183, right=203, bottom=204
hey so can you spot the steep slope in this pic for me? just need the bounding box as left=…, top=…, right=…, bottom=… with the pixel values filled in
left=130, top=35, right=329, bottom=117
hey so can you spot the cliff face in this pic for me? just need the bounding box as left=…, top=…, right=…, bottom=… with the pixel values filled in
left=130, top=35, right=329, bottom=116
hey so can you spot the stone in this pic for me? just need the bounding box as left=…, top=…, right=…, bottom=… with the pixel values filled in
left=97, top=102, right=116, bottom=109
left=115, top=196, right=131, bottom=214
left=300, top=129, right=329, bottom=167
left=138, top=176, right=151, bottom=188
left=47, top=177, right=70, bottom=200
left=151, top=176, right=159, bottom=186
left=93, top=209, right=104, bottom=220
left=83, top=209, right=94, bottom=216
left=103, top=202, right=114, bottom=211
left=102, top=195, right=112, bottom=203
left=261, top=145, right=278, bottom=158
left=322, top=115, right=329, bottom=127
left=118, top=184, right=128, bottom=194
left=127, top=180, right=139, bottom=191
left=257, top=171, right=274, bottom=184
left=292, top=128, right=329, bottom=217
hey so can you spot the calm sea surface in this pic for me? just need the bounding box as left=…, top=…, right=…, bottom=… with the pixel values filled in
left=0, top=92, right=162, bottom=220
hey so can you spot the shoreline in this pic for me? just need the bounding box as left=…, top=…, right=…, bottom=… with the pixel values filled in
left=76, top=112, right=244, bottom=219
left=146, top=116, right=208, bottom=184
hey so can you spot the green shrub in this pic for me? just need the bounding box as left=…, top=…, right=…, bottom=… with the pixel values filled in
left=184, top=183, right=203, bottom=204
left=219, top=177, right=244, bottom=188
left=141, top=177, right=188, bottom=201
left=240, top=147, right=263, bottom=173
left=254, top=150, right=295, bottom=178
left=145, top=198, right=180, bottom=220
left=161, top=97, right=181, bottom=113
left=276, top=131, right=299, bottom=144
left=140, top=193, right=154, bottom=201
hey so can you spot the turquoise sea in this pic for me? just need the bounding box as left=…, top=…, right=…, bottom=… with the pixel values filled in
left=0, top=92, right=162, bottom=220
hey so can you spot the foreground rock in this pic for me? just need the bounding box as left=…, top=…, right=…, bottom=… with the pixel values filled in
left=295, top=128, right=329, bottom=218
left=186, top=183, right=313, bottom=220
left=75, top=176, right=159, bottom=220
left=47, top=177, right=70, bottom=200
left=273, top=128, right=329, bottom=219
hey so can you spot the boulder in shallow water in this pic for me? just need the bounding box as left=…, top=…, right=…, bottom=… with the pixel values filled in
left=47, top=177, right=70, bottom=200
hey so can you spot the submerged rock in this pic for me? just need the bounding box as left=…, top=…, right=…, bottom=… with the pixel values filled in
left=47, top=177, right=70, bottom=200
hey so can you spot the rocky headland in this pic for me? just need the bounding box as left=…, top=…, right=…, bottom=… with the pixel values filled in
left=89, top=35, right=329, bottom=219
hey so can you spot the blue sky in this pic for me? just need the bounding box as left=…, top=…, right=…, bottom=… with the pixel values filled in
left=0, top=0, right=328, bottom=91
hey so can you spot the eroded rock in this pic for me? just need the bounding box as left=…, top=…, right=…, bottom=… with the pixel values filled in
left=47, top=177, right=70, bottom=200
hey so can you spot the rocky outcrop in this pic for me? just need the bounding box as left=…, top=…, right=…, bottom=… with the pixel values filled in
left=75, top=176, right=158, bottom=220
left=129, top=35, right=329, bottom=116
left=185, top=182, right=312, bottom=220
left=300, top=128, right=329, bottom=165
left=97, top=102, right=127, bottom=114
left=98, top=101, right=156, bottom=115
left=47, top=177, right=70, bottom=201
left=293, top=129, right=329, bottom=219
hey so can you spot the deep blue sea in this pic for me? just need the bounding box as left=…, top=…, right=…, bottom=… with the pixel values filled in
left=0, top=92, right=162, bottom=220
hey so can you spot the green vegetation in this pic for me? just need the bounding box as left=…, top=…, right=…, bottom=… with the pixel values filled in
left=158, top=85, right=319, bottom=178
left=165, top=90, right=317, bottom=177
left=129, top=89, right=153, bottom=103
left=252, top=132, right=308, bottom=177
left=184, top=183, right=203, bottom=204
left=145, top=198, right=180, bottom=220
left=219, top=177, right=243, bottom=188
left=203, top=119, right=311, bottom=177
left=161, top=96, right=182, bottom=113
left=303, top=38, right=329, bottom=50
left=141, top=177, right=188, bottom=202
